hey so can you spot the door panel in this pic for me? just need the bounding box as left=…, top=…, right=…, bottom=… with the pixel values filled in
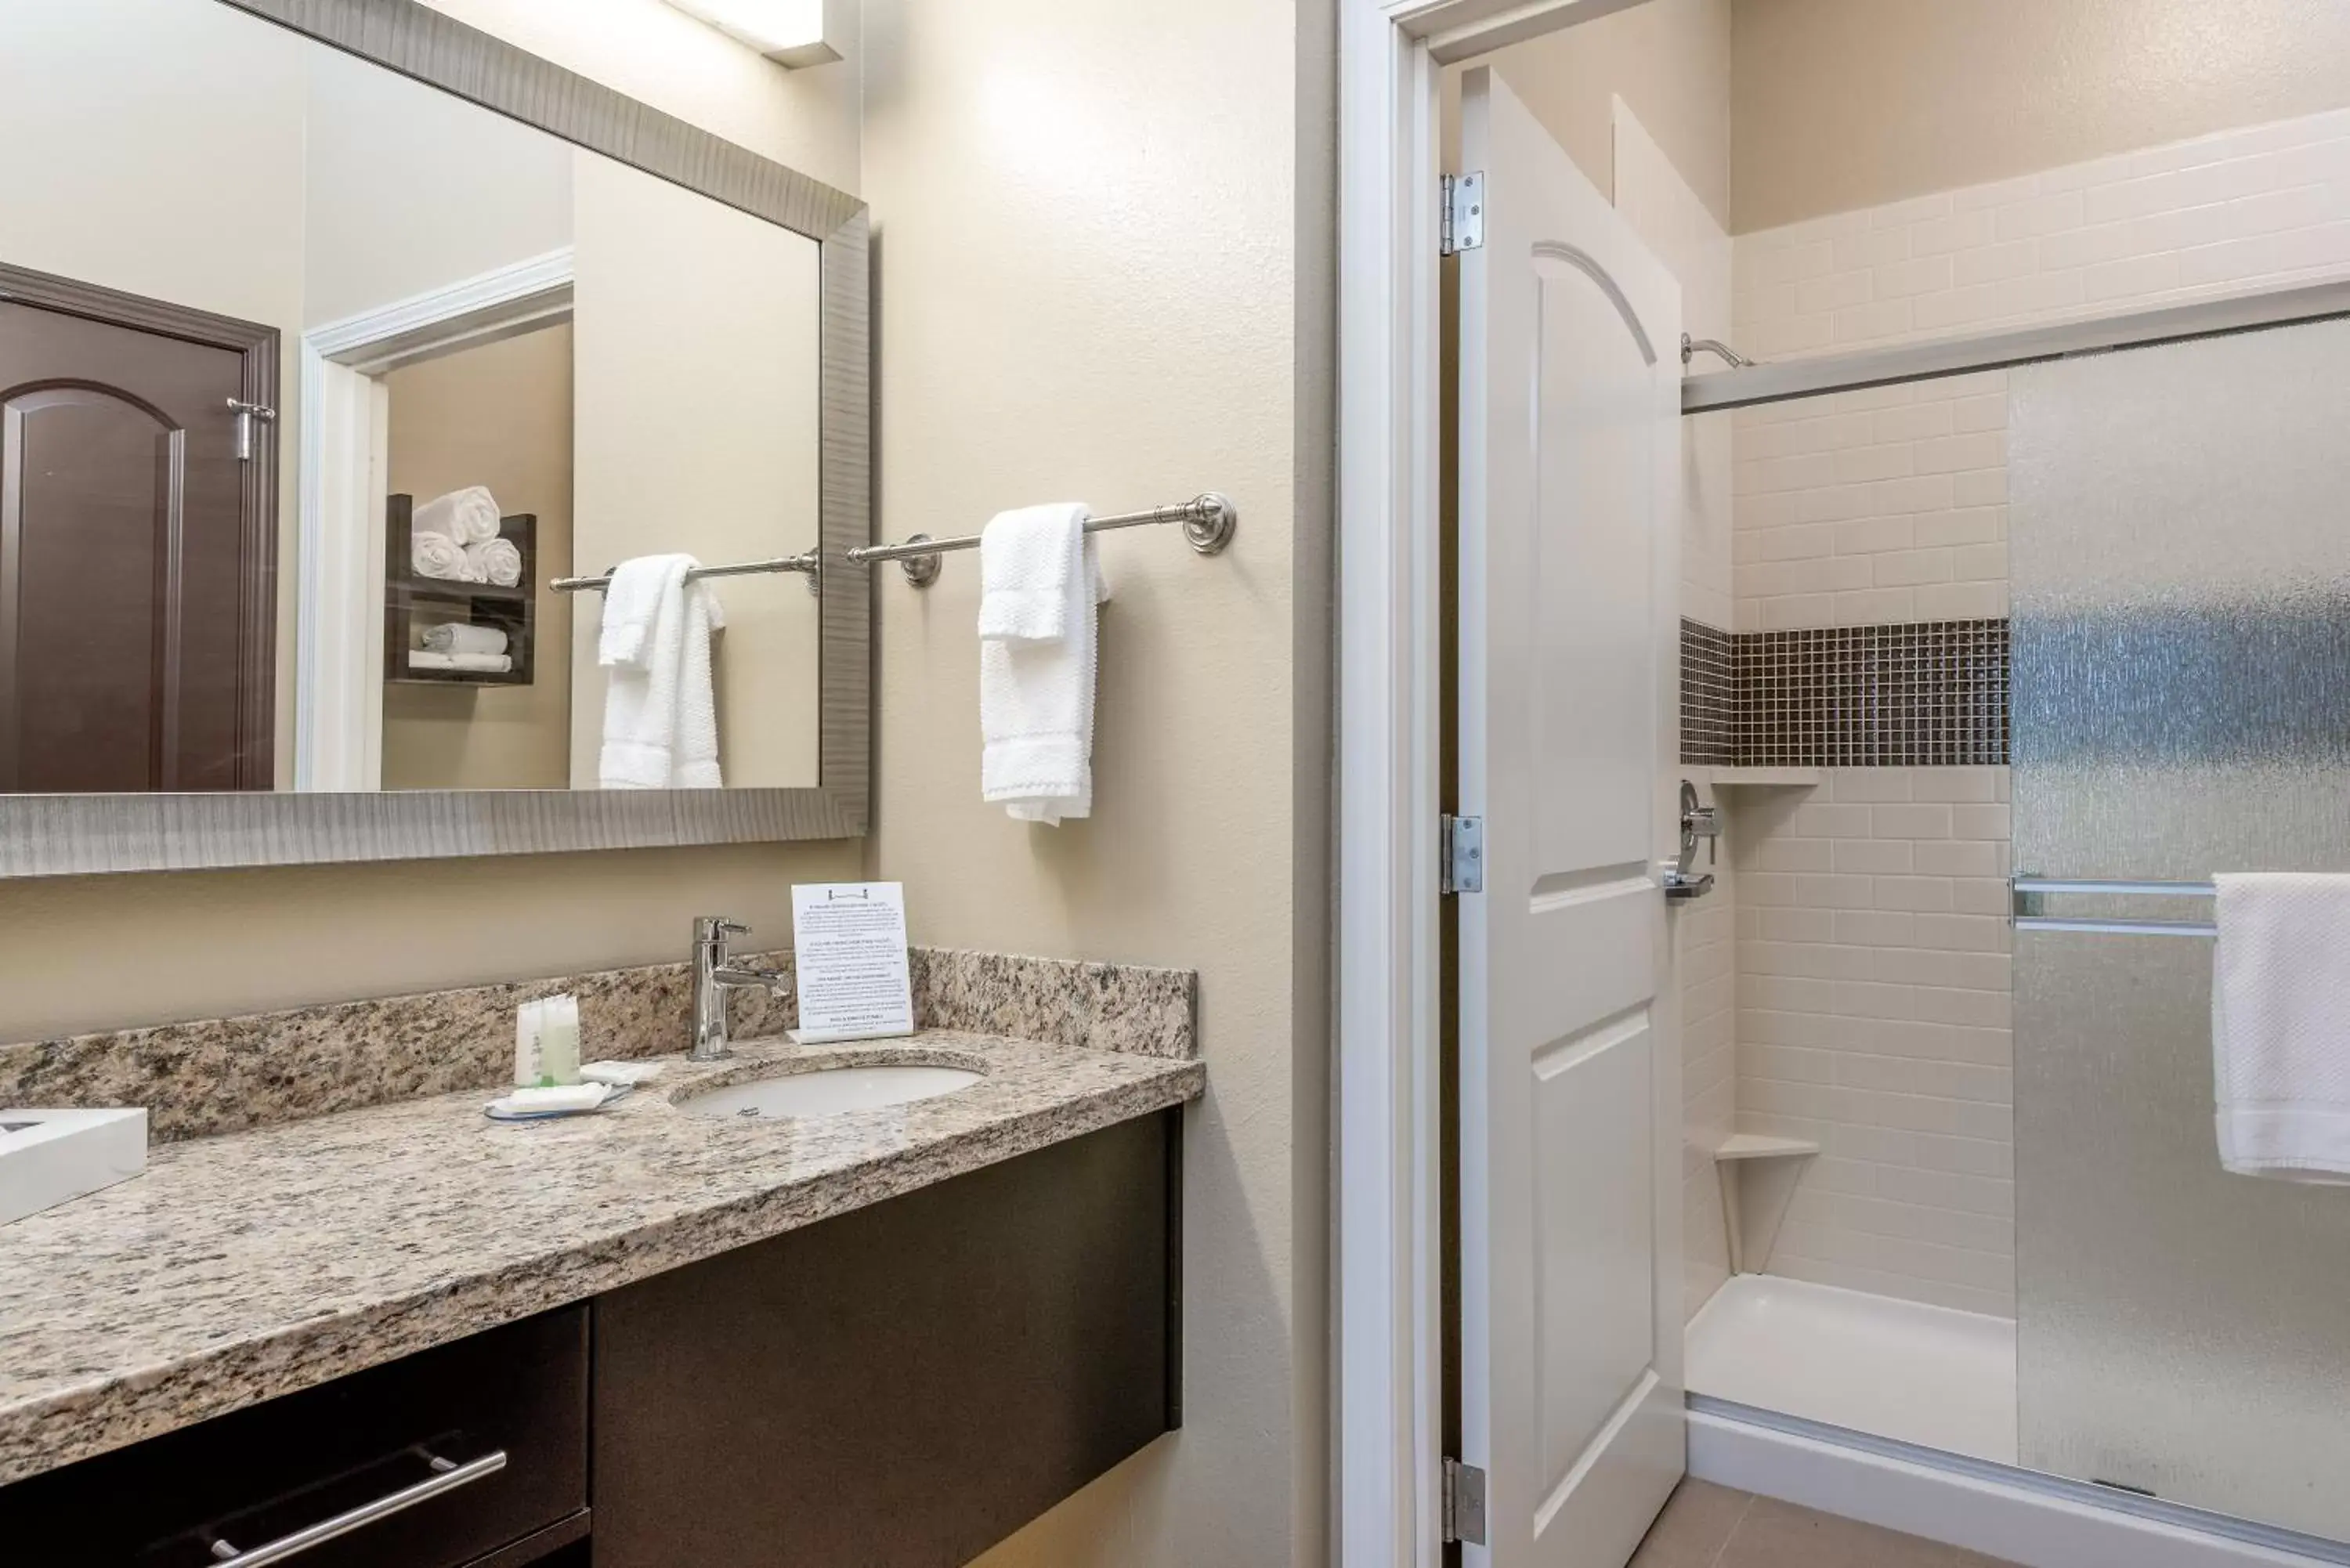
left=1457, top=65, right=1684, bottom=1568
left=0, top=298, right=258, bottom=792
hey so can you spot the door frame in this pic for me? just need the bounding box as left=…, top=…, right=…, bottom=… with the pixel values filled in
left=1334, top=4, right=1662, bottom=1565
left=0, top=259, right=280, bottom=790
left=295, top=247, right=574, bottom=791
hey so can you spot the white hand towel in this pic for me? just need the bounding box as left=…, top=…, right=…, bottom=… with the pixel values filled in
left=410, top=530, right=478, bottom=582
left=421, top=623, right=508, bottom=656
left=468, top=537, right=523, bottom=587
left=2212, top=872, right=2350, bottom=1182
left=979, top=508, right=1109, bottom=825
left=415, top=486, right=502, bottom=545
left=978, top=502, right=1090, bottom=642
left=598, top=555, right=726, bottom=789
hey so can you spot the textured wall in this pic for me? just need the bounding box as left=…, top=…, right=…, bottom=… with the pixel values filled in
left=860, top=2, right=1332, bottom=1563
left=1733, top=0, right=2350, bottom=232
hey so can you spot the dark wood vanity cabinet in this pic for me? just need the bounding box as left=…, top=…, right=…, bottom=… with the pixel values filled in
left=591, top=1110, right=1184, bottom=1568
left=0, top=1113, right=1181, bottom=1568
left=0, top=1307, right=589, bottom=1568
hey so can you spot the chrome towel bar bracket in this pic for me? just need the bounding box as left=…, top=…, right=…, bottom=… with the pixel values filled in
left=2009, top=875, right=2218, bottom=938
left=848, top=493, right=1238, bottom=587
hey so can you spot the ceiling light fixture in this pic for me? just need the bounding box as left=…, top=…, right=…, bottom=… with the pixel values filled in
left=662, top=0, right=839, bottom=68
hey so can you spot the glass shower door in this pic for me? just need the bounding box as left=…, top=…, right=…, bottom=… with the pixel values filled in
left=2010, top=316, right=2350, bottom=1541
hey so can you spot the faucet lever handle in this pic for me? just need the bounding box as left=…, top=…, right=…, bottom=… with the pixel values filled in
left=695, top=916, right=752, bottom=945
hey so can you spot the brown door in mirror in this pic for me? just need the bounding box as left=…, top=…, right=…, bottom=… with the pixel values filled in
left=0, top=295, right=272, bottom=791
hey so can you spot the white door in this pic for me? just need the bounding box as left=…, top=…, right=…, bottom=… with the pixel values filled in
left=1455, top=65, right=1684, bottom=1568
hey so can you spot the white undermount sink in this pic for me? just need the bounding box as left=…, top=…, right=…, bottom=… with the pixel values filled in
left=678, top=1062, right=984, bottom=1122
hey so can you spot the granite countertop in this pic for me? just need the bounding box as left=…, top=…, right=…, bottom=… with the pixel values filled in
left=0, top=1030, right=1202, bottom=1487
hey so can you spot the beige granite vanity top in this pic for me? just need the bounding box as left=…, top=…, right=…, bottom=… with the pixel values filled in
left=0, top=1031, right=1201, bottom=1487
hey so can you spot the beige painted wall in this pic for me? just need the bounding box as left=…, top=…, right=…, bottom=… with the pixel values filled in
left=0, top=0, right=862, bottom=1043
left=567, top=154, right=822, bottom=790
left=860, top=1, right=1332, bottom=1563
left=381, top=323, right=576, bottom=791
left=1733, top=0, right=2350, bottom=232
left=1476, top=0, right=1733, bottom=227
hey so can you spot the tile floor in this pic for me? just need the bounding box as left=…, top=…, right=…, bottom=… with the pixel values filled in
left=1629, top=1479, right=2021, bottom=1568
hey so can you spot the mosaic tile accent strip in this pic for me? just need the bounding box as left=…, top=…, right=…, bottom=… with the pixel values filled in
left=1680, top=618, right=2011, bottom=767
left=1680, top=620, right=1737, bottom=766
left=0, top=949, right=1197, bottom=1143
left=1740, top=619, right=2010, bottom=767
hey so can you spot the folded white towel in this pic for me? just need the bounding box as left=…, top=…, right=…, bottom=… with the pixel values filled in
left=580, top=1060, right=663, bottom=1086
left=468, top=537, right=523, bottom=587
left=421, top=623, right=508, bottom=656
left=2212, top=872, right=2350, bottom=1182
left=415, top=486, right=502, bottom=545
left=978, top=502, right=1091, bottom=642
left=979, top=507, right=1109, bottom=824
left=598, top=555, right=726, bottom=789
left=411, top=530, right=479, bottom=582
left=410, top=650, right=513, bottom=674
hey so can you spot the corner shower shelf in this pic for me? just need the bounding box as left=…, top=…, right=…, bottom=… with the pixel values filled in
left=1712, top=1133, right=1820, bottom=1276
left=1708, top=768, right=1823, bottom=787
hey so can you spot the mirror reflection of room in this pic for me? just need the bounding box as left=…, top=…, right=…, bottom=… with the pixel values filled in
left=0, top=0, right=823, bottom=797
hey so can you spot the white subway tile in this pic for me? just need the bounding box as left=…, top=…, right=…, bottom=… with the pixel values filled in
left=1835, top=838, right=1914, bottom=874
left=1797, top=268, right=1876, bottom=316
left=1907, top=208, right=1998, bottom=257
left=1913, top=580, right=2010, bottom=620
left=1875, top=876, right=1955, bottom=912
left=1914, top=507, right=2004, bottom=547
left=2037, top=219, right=2136, bottom=271
left=1914, top=838, right=2005, bottom=877
left=1907, top=768, right=1999, bottom=804
left=1832, top=298, right=1915, bottom=343
left=1833, top=227, right=1911, bottom=273
left=1872, top=803, right=1954, bottom=838
left=1828, top=770, right=1914, bottom=803
left=1873, top=549, right=1954, bottom=587
left=1833, top=588, right=1914, bottom=625
left=1994, top=189, right=2085, bottom=240
left=1951, top=804, right=2011, bottom=840
left=1954, top=172, right=2043, bottom=211
left=1873, top=253, right=1954, bottom=299
left=1952, top=541, right=2009, bottom=582
left=1950, top=238, right=2039, bottom=287
left=1952, top=468, right=2007, bottom=507
left=1833, top=515, right=1915, bottom=555
left=1872, top=192, right=1954, bottom=229
left=1949, top=394, right=2008, bottom=433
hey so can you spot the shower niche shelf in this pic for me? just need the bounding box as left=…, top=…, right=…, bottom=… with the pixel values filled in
left=1708, top=768, right=1823, bottom=788
left=1712, top=1132, right=1819, bottom=1276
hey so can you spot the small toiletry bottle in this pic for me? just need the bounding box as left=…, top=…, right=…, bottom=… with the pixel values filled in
left=540, top=995, right=583, bottom=1086
left=515, top=998, right=548, bottom=1088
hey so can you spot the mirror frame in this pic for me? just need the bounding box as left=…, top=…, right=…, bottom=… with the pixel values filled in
left=0, top=0, right=870, bottom=877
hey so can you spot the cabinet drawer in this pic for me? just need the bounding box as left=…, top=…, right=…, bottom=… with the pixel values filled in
left=0, top=1306, right=588, bottom=1568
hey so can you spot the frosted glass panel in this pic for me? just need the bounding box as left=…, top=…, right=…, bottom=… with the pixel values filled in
left=2011, top=319, right=2350, bottom=1541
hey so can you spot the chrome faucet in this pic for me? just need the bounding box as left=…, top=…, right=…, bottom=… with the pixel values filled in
left=691, top=916, right=785, bottom=1062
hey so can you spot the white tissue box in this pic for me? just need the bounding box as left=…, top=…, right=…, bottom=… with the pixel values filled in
left=0, top=1108, right=146, bottom=1227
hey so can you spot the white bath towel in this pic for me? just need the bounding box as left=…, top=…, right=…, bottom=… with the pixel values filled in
left=410, top=530, right=479, bottom=582
left=409, top=649, right=512, bottom=674
left=421, top=623, right=508, bottom=657
left=597, top=555, right=726, bottom=789
left=415, top=486, right=502, bottom=545
left=978, top=507, right=1108, bottom=824
left=978, top=502, right=1091, bottom=642
left=2212, top=872, right=2350, bottom=1182
left=468, top=537, right=523, bottom=587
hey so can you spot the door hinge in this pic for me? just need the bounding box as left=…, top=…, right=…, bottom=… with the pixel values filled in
left=1441, top=815, right=1484, bottom=895
left=1441, top=171, right=1485, bottom=256
left=1442, top=1457, right=1488, bottom=1546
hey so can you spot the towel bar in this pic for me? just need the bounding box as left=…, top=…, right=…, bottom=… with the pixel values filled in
left=2009, top=876, right=2218, bottom=937
left=849, top=493, right=1237, bottom=587
left=549, top=552, right=819, bottom=596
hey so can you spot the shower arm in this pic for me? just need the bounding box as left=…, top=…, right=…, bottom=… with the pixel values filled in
left=1682, top=334, right=1754, bottom=369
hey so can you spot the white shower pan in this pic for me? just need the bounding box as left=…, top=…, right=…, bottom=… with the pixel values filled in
left=1685, top=1274, right=2017, bottom=1465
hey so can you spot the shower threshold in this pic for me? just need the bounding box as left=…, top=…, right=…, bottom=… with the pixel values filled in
left=1685, top=1274, right=2016, bottom=1465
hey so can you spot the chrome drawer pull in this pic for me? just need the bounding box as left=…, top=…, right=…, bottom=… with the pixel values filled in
left=204, top=1448, right=507, bottom=1566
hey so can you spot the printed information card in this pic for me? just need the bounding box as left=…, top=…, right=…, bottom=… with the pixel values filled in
left=788, top=882, right=915, bottom=1044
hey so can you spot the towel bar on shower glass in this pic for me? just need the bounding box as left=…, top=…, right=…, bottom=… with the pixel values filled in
left=848, top=493, right=1238, bottom=587
left=2009, top=876, right=2218, bottom=938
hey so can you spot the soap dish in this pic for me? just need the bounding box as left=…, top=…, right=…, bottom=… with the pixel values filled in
left=484, top=1085, right=634, bottom=1123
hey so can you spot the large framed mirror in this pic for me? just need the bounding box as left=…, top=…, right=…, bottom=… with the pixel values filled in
left=0, top=0, right=869, bottom=876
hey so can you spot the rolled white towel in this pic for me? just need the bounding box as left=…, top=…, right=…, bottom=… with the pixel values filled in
left=468, top=537, right=523, bottom=587
left=415, top=486, right=502, bottom=545
left=421, top=623, right=509, bottom=656
left=409, top=650, right=513, bottom=674
left=411, top=530, right=479, bottom=582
